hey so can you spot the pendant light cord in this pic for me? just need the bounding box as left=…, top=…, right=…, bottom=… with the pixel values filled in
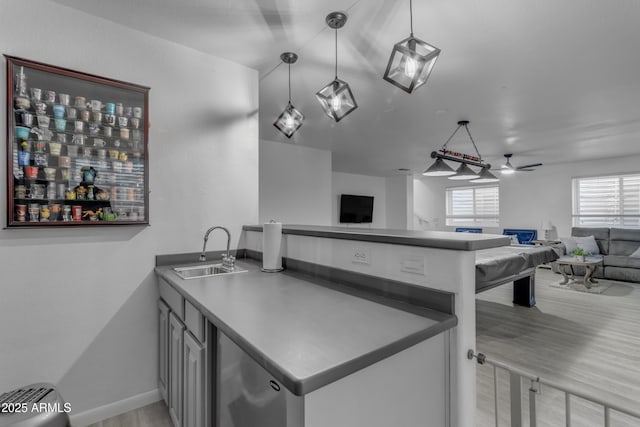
left=334, top=27, right=338, bottom=79
left=440, top=124, right=462, bottom=151
left=288, top=62, right=292, bottom=103
left=463, top=124, right=482, bottom=159
left=409, top=0, right=414, bottom=36
left=440, top=123, right=482, bottom=160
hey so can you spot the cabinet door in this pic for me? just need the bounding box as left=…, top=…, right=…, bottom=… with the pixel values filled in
left=183, top=331, right=205, bottom=427
left=159, top=300, right=170, bottom=404
left=169, top=312, right=185, bottom=427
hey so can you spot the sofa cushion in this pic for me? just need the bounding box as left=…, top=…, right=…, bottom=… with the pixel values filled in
left=610, top=240, right=640, bottom=256
left=609, top=228, right=640, bottom=256
left=604, top=255, right=640, bottom=269
left=610, top=228, right=640, bottom=242
left=575, top=235, right=600, bottom=255
left=571, top=227, right=610, bottom=254
left=559, top=237, right=577, bottom=254
left=604, top=266, right=640, bottom=283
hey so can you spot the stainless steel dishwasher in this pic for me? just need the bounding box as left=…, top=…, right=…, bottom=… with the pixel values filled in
left=217, top=332, right=303, bottom=427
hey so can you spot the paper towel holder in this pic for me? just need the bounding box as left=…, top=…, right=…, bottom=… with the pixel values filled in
left=262, top=220, right=284, bottom=273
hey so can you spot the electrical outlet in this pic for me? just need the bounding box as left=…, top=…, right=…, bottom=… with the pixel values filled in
left=351, top=247, right=371, bottom=265
left=401, top=258, right=425, bottom=275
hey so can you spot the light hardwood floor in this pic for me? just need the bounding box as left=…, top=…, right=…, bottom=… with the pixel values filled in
left=476, top=267, right=640, bottom=426
left=85, top=401, right=172, bottom=427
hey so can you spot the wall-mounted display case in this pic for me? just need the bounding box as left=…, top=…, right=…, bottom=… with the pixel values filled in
left=5, top=55, right=149, bottom=227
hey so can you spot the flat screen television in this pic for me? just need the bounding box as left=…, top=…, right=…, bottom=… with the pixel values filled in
left=339, top=194, right=374, bottom=223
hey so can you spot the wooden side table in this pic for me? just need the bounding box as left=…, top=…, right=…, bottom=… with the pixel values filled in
left=555, top=256, right=603, bottom=288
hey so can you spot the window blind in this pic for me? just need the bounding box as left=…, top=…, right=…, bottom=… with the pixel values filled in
left=446, top=185, right=499, bottom=226
left=572, top=174, right=640, bottom=227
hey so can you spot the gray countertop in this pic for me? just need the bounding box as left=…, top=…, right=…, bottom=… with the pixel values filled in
left=243, top=224, right=510, bottom=251
left=155, top=259, right=456, bottom=396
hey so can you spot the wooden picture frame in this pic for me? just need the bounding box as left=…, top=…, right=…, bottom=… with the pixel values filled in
left=6, top=55, right=150, bottom=227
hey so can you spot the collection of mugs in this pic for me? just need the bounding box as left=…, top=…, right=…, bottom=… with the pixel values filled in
left=16, top=203, right=88, bottom=222
left=15, top=75, right=144, bottom=144
left=17, top=141, right=141, bottom=181
left=13, top=69, right=146, bottom=224
left=18, top=98, right=143, bottom=140
left=15, top=201, right=143, bottom=222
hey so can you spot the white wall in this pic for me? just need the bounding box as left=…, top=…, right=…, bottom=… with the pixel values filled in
left=500, top=155, right=640, bottom=237
left=260, top=143, right=413, bottom=229
left=413, top=154, right=640, bottom=237
left=413, top=176, right=447, bottom=231
left=385, top=175, right=413, bottom=230
left=332, top=172, right=386, bottom=228
left=259, top=139, right=332, bottom=225
left=0, top=0, right=258, bottom=423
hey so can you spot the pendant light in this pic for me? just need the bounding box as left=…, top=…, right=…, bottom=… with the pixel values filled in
left=473, top=167, right=500, bottom=183
left=422, top=158, right=455, bottom=176
left=316, top=12, right=357, bottom=122
left=422, top=120, right=497, bottom=182
left=273, top=52, right=304, bottom=138
left=448, top=163, right=478, bottom=181
left=383, top=0, right=441, bottom=93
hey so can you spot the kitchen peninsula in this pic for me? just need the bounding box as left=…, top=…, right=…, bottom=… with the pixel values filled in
left=156, top=225, right=510, bottom=427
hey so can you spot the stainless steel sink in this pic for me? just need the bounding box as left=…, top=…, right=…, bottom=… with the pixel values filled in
left=173, top=263, right=247, bottom=279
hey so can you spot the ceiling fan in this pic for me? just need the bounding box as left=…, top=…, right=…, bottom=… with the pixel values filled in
left=499, top=153, right=543, bottom=175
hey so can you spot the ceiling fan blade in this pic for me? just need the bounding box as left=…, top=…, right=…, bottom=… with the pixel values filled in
left=516, top=163, right=542, bottom=170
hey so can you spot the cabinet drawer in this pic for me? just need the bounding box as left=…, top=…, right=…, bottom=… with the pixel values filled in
left=185, top=299, right=205, bottom=343
left=159, top=278, right=184, bottom=320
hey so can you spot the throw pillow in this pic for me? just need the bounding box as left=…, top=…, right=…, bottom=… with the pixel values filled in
left=630, top=247, right=640, bottom=258
left=509, top=235, right=520, bottom=245
left=575, top=235, right=600, bottom=255
left=560, top=237, right=577, bottom=254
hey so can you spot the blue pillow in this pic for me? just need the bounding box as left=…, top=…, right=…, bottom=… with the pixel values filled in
left=455, top=227, right=482, bottom=233
left=503, top=229, right=537, bottom=245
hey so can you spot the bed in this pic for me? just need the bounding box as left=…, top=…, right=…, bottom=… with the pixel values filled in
left=475, top=244, right=559, bottom=307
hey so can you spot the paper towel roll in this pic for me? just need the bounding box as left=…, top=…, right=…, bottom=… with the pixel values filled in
left=262, top=221, right=283, bottom=272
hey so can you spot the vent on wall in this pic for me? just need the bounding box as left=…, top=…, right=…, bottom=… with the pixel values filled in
left=0, top=386, right=53, bottom=410
left=0, top=383, right=69, bottom=426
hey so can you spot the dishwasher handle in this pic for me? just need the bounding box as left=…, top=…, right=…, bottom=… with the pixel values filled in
left=269, top=380, right=281, bottom=392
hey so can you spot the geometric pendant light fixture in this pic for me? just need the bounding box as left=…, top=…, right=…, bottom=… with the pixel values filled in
left=273, top=52, right=304, bottom=138
left=383, top=0, right=441, bottom=93
left=422, top=120, right=498, bottom=183
left=316, top=11, right=358, bottom=122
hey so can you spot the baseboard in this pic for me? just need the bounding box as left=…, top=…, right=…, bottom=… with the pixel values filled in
left=69, top=388, right=161, bottom=427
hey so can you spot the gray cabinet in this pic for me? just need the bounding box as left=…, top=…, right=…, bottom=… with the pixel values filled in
left=169, top=312, right=185, bottom=427
left=158, top=300, right=170, bottom=403
left=159, top=278, right=210, bottom=427
left=183, top=331, right=205, bottom=427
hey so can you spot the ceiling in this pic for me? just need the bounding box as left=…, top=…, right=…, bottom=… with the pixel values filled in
left=52, top=0, right=640, bottom=176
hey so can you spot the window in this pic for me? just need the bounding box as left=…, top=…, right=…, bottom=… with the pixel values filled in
left=572, top=174, right=640, bottom=227
left=446, top=185, right=499, bottom=227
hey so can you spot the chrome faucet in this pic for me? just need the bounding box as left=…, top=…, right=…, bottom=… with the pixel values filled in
left=200, top=226, right=235, bottom=269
